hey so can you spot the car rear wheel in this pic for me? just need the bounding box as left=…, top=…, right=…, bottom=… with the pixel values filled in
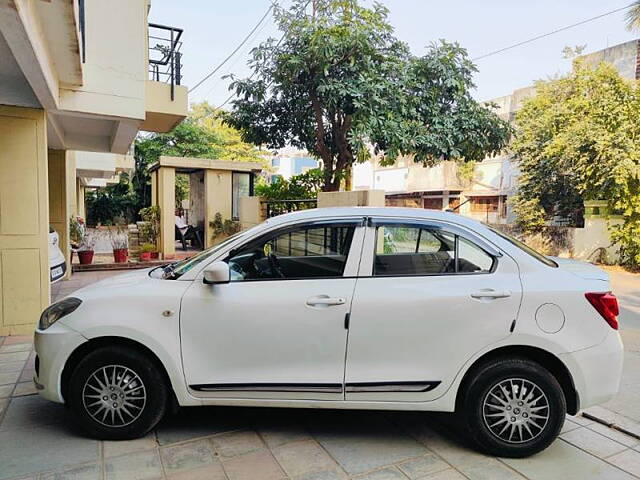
left=68, top=346, right=167, bottom=440
left=461, top=357, right=565, bottom=457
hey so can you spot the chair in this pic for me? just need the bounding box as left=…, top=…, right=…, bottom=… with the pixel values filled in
left=175, top=225, right=204, bottom=250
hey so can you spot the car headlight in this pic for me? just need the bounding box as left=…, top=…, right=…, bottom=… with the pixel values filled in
left=39, top=297, right=82, bottom=330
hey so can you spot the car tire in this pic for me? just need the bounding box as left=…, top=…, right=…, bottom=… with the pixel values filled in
left=67, top=345, right=168, bottom=440
left=461, top=357, right=566, bottom=458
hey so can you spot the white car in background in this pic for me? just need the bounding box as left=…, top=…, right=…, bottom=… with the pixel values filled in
left=49, top=226, right=66, bottom=283
left=33, top=208, right=623, bottom=457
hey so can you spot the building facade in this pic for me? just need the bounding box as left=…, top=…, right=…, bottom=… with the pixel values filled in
left=0, top=0, right=188, bottom=335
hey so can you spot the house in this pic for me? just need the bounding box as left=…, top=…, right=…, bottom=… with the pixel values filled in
left=353, top=39, right=640, bottom=226
left=269, top=147, right=319, bottom=182
left=0, top=0, right=188, bottom=335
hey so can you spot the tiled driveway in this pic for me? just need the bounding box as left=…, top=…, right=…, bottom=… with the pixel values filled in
left=0, top=271, right=639, bottom=480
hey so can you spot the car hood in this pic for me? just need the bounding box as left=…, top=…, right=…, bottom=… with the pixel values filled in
left=72, top=268, right=156, bottom=296
left=549, top=257, right=609, bottom=281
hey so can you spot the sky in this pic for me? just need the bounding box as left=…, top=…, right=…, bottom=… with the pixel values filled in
left=149, top=0, right=638, bottom=107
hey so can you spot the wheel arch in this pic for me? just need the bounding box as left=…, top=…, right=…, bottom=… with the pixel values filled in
left=61, top=336, right=177, bottom=409
left=455, top=345, right=579, bottom=415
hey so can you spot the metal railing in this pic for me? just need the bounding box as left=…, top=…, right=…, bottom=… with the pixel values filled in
left=148, top=23, right=183, bottom=101
left=262, top=199, right=318, bottom=218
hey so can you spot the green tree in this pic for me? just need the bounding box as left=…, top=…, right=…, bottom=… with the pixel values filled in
left=511, top=61, right=640, bottom=266
left=255, top=168, right=324, bottom=199
left=626, top=1, right=640, bottom=30
left=224, top=0, right=511, bottom=192
left=133, top=102, right=266, bottom=214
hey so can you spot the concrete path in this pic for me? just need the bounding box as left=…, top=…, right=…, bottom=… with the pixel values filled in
left=0, top=270, right=638, bottom=479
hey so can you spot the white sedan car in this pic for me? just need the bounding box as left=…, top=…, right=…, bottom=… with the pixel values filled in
left=34, top=207, right=623, bottom=457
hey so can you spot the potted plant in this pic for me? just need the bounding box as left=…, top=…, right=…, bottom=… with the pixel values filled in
left=109, top=226, right=129, bottom=263
left=139, top=243, right=155, bottom=262
left=139, top=206, right=160, bottom=259
left=77, top=232, right=96, bottom=265
left=69, top=216, right=84, bottom=263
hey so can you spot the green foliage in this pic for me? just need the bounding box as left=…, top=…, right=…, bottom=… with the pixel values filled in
left=85, top=173, right=137, bottom=226
left=69, top=216, right=83, bottom=247
left=133, top=101, right=266, bottom=216
left=139, top=206, right=160, bottom=244
left=255, top=168, right=323, bottom=200
left=511, top=61, right=640, bottom=266
left=209, top=212, right=241, bottom=242
left=139, top=242, right=157, bottom=253
left=224, top=0, right=511, bottom=191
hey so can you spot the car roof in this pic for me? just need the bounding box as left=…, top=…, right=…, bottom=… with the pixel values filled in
left=263, top=206, right=487, bottom=231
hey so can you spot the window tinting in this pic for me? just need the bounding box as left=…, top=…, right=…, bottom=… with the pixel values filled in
left=487, top=226, right=558, bottom=268
left=228, top=225, right=355, bottom=281
left=374, top=225, right=493, bottom=276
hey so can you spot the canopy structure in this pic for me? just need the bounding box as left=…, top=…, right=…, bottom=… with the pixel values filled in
left=149, top=156, right=262, bottom=258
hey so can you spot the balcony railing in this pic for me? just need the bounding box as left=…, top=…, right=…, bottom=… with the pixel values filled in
left=148, top=23, right=183, bottom=100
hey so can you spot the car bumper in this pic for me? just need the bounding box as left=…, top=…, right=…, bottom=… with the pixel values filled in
left=34, top=321, right=86, bottom=403
left=559, top=329, right=624, bottom=411
left=50, top=261, right=67, bottom=284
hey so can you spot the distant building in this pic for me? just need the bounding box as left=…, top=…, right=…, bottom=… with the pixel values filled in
left=354, top=39, right=640, bottom=225
left=268, top=147, right=318, bottom=182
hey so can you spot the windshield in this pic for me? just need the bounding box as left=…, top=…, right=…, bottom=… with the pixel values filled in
left=166, top=230, right=250, bottom=278
left=487, top=226, right=558, bottom=268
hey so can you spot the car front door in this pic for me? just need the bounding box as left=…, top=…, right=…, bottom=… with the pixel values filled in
left=345, top=218, right=522, bottom=402
left=181, top=218, right=364, bottom=400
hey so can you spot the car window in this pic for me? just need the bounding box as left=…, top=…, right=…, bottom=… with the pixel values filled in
left=228, top=224, right=355, bottom=281
left=374, top=224, right=493, bottom=276
left=486, top=225, right=558, bottom=268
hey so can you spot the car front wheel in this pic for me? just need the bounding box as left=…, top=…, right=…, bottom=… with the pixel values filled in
left=461, top=357, right=566, bottom=457
left=67, top=345, right=168, bottom=440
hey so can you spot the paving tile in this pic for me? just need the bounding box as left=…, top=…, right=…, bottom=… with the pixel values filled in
left=13, top=381, right=37, bottom=397
left=294, top=468, right=348, bottom=480
left=166, top=463, right=227, bottom=480
left=560, top=418, right=581, bottom=434
left=0, top=384, right=14, bottom=398
left=0, top=424, right=99, bottom=480
left=310, top=415, right=427, bottom=475
left=222, top=449, right=285, bottom=480
left=0, top=370, right=20, bottom=386
left=156, top=407, right=247, bottom=445
left=19, top=368, right=36, bottom=383
left=397, top=416, right=523, bottom=480
left=0, top=361, right=27, bottom=373
left=0, top=351, right=30, bottom=363
left=421, top=470, right=467, bottom=480
left=105, top=449, right=162, bottom=480
left=569, top=414, right=595, bottom=426
left=40, top=463, right=102, bottom=480
left=257, top=422, right=311, bottom=448
left=160, top=439, right=216, bottom=473
left=0, top=395, right=68, bottom=431
left=586, top=422, right=640, bottom=448
left=272, top=439, right=337, bottom=478
left=211, top=430, right=264, bottom=458
left=103, top=433, right=158, bottom=458
left=398, top=454, right=450, bottom=479
left=500, top=439, right=635, bottom=480
left=561, top=426, right=629, bottom=458
left=355, top=467, right=407, bottom=480
left=613, top=415, right=640, bottom=439
left=607, top=449, right=640, bottom=477
left=2, top=335, right=32, bottom=345
left=0, top=343, right=33, bottom=354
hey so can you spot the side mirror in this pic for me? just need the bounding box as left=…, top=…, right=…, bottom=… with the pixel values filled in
left=203, top=261, right=230, bottom=285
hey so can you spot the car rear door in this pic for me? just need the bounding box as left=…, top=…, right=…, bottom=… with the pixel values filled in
left=344, top=218, right=522, bottom=402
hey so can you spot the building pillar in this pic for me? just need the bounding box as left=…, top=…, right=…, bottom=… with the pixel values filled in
left=76, top=178, right=86, bottom=219
left=0, top=106, right=49, bottom=336
left=157, top=166, right=175, bottom=259
left=204, top=169, right=233, bottom=248
left=48, top=150, right=74, bottom=279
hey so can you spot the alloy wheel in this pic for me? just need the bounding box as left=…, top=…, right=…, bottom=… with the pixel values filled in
left=82, top=365, right=146, bottom=427
left=482, top=378, right=550, bottom=444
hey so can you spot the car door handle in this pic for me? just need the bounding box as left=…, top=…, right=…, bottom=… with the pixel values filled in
left=306, top=296, right=346, bottom=307
left=470, top=289, right=511, bottom=299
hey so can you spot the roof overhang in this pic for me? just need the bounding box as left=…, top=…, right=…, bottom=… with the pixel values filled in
left=149, top=156, right=264, bottom=174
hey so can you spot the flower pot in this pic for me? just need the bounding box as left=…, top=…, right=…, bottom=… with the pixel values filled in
left=78, top=250, right=94, bottom=265
left=139, top=252, right=152, bottom=262
left=113, top=248, right=128, bottom=263
left=150, top=251, right=159, bottom=260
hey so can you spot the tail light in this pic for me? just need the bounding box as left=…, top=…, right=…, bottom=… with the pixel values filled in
left=585, top=292, right=619, bottom=330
